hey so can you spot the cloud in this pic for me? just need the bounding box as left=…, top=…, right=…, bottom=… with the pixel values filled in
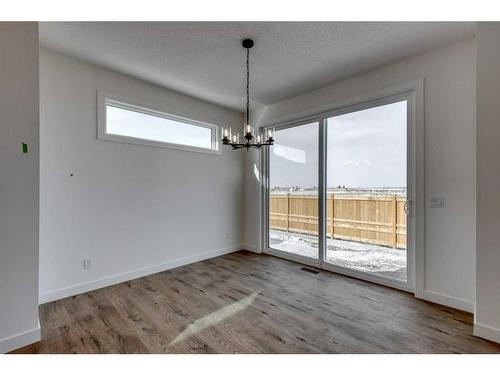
left=343, top=159, right=372, bottom=167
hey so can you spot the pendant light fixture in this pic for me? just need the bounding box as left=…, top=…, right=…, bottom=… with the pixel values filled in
left=221, top=39, right=274, bottom=150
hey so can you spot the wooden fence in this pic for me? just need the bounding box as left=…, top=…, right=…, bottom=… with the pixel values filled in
left=270, top=194, right=406, bottom=249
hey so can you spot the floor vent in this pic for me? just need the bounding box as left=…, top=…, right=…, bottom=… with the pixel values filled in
left=300, top=267, right=320, bottom=275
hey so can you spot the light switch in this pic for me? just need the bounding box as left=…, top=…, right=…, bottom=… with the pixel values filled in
left=430, top=196, right=445, bottom=208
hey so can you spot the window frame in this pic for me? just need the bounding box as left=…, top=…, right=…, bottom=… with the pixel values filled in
left=97, top=91, right=221, bottom=155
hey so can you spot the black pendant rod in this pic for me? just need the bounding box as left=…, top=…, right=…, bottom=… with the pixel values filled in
left=242, top=38, right=254, bottom=127
left=246, top=45, right=250, bottom=126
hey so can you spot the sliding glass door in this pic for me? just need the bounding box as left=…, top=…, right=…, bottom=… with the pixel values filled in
left=268, top=122, right=319, bottom=260
left=265, top=94, right=412, bottom=290
left=325, top=101, right=407, bottom=282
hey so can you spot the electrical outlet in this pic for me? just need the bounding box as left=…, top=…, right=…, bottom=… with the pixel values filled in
left=83, top=258, right=92, bottom=270
left=225, top=232, right=230, bottom=240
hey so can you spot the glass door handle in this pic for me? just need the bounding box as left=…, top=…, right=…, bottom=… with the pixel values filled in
left=404, top=200, right=412, bottom=216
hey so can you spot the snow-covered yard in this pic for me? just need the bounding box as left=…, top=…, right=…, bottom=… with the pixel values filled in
left=269, top=230, right=407, bottom=281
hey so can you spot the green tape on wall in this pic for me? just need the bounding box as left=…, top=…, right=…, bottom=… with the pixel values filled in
left=22, top=142, right=28, bottom=153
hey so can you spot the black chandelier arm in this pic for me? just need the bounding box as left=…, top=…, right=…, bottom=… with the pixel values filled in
left=228, top=143, right=249, bottom=150
left=222, top=134, right=273, bottom=147
left=223, top=140, right=274, bottom=150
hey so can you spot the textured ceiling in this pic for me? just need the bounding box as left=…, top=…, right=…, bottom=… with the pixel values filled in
left=39, top=22, right=475, bottom=111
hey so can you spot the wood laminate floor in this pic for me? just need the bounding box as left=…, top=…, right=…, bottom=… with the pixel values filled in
left=11, top=251, right=500, bottom=353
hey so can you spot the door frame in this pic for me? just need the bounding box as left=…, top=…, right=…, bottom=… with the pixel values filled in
left=260, top=79, right=424, bottom=294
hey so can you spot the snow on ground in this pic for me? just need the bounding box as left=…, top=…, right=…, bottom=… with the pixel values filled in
left=269, top=230, right=407, bottom=281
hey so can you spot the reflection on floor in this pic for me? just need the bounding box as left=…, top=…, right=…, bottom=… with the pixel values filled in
left=270, top=230, right=407, bottom=281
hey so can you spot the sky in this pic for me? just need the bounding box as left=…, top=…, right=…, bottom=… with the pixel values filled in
left=107, top=105, right=213, bottom=149
left=269, top=100, right=407, bottom=189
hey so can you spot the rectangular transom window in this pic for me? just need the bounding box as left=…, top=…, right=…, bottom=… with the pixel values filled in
left=97, top=92, right=220, bottom=154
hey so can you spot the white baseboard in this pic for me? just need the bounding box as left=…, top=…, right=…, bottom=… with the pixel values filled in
left=241, top=243, right=261, bottom=254
left=0, top=322, right=41, bottom=354
left=474, top=321, right=500, bottom=344
left=39, top=244, right=243, bottom=304
left=421, top=289, right=474, bottom=313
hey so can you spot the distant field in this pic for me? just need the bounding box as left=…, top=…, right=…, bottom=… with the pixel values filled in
left=270, top=187, right=406, bottom=197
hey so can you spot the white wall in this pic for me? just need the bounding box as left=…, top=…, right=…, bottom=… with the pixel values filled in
left=475, top=23, right=500, bottom=343
left=245, top=39, right=476, bottom=311
left=39, top=49, right=244, bottom=303
left=0, top=23, right=41, bottom=353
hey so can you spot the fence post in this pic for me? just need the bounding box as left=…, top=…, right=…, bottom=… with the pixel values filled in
left=286, top=193, right=290, bottom=232
left=331, top=194, right=335, bottom=239
left=392, top=195, right=397, bottom=248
